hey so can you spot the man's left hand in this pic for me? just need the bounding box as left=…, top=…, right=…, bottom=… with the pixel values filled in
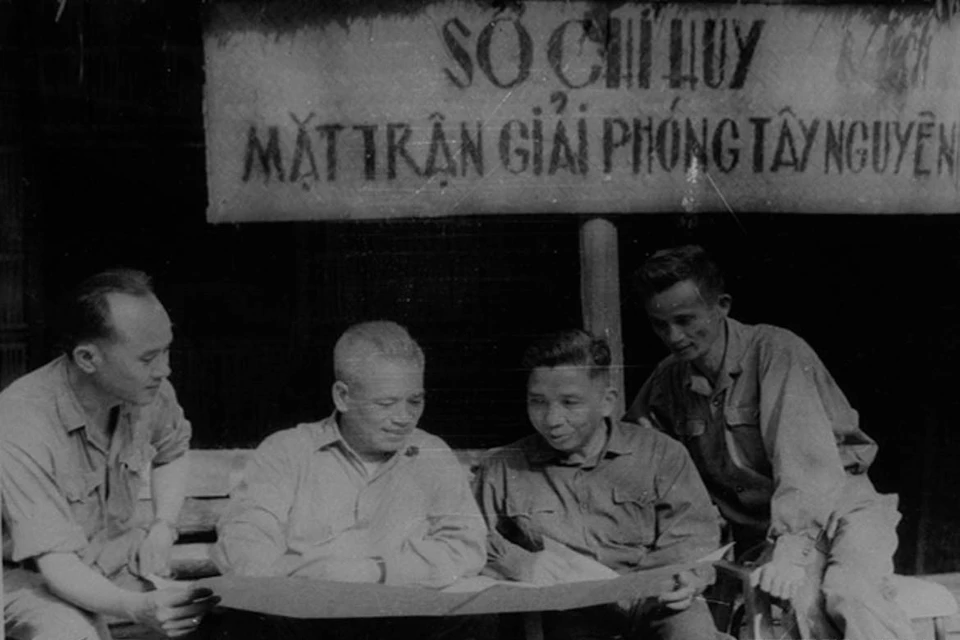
left=138, top=520, right=177, bottom=578
left=657, top=570, right=703, bottom=611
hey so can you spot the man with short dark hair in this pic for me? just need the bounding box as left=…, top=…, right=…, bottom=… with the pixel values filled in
left=475, top=330, right=722, bottom=640
left=625, top=245, right=914, bottom=640
left=1, top=269, right=219, bottom=640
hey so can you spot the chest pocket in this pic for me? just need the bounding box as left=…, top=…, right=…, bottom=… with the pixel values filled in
left=723, top=406, right=771, bottom=475
left=114, top=442, right=157, bottom=523
left=501, top=499, right=564, bottom=551
left=60, top=470, right=105, bottom=536
left=610, top=487, right=657, bottom=547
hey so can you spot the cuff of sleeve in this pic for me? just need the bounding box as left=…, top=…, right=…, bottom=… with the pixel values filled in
left=9, top=519, right=88, bottom=563
left=770, top=532, right=818, bottom=566
left=490, top=544, right=537, bottom=582
left=151, top=448, right=188, bottom=468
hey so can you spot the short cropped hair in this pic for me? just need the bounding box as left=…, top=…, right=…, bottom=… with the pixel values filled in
left=521, top=330, right=611, bottom=382
left=59, top=269, right=155, bottom=357
left=633, top=245, right=725, bottom=304
left=333, top=321, right=425, bottom=387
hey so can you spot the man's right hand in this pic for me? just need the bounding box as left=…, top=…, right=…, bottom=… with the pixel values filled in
left=514, top=550, right=578, bottom=585
left=130, top=585, right=220, bottom=638
left=750, top=559, right=805, bottom=602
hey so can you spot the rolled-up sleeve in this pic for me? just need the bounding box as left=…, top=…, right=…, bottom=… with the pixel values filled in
left=149, top=382, right=191, bottom=466
left=1, top=407, right=88, bottom=562
left=381, top=447, right=487, bottom=587
left=213, top=433, right=296, bottom=576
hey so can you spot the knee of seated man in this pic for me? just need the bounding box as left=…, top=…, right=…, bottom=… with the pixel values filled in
left=821, top=564, right=879, bottom=603
left=6, top=569, right=108, bottom=640
left=6, top=597, right=105, bottom=640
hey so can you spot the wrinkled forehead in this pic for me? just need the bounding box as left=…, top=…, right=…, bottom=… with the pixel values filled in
left=348, top=353, right=424, bottom=389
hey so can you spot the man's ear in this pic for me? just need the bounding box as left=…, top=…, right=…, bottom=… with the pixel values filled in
left=716, top=293, right=733, bottom=318
left=600, top=385, right=619, bottom=418
left=332, top=380, right=350, bottom=413
left=72, top=343, right=101, bottom=374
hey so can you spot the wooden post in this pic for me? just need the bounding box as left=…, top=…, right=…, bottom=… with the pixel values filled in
left=579, top=218, right=625, bottom=417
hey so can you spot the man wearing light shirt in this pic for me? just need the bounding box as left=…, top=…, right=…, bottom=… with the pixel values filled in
left=1, top=269, right=218, bottom=640
left=212, top=321, right=491, bottom=639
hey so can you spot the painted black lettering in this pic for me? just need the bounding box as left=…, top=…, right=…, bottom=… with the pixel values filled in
left=289, top=113, right=319, bottom=183
left=871, top=121, right=891, bottom=174
left=424, top=116, right=458, bottom=178
left=731, top=20, right=764, bottom=89
left=914, top=115, right=934, bottom=177
left=242, top=126, right=284, bottom=183
left=656, top=118, right=681, bottom=172
left=387, top=123, right=422, bottom=179
left=638, top=17, right=652, bottom=89
left=548, top=120, right=578, bottom=174
left=635, top=117, right=654, bottom=174
left=605, top=18, right=622, bottom=89
left=892, top=121, right=914, bottom=174
left=702, top=19, right=727, bottom=89
left=845, top=120, right=868, bottom=174
left=477, top=18, right=533, bottom=90
left=824, top=120, right=844, bottom=174
left=770, top=119, right=799, bottom=172
left=749, top=117, right=770, bottom=173
left=499, top=120, right=530, bottom=174
left=318, top=124, right=343, bottom=182
left=603, top=117, right=631, bottom=173
left=548, top=20, right=603, bottom=89
left=712, top=118, right=739, bottom=173
left=798, top=119, right=820, bottom=172
left=532, top=107, right=544, bottom=176
left=460, top=122, right=484, bottom=176
left=442, top=18, right=473, bottom=89
left=353, top=125, right=378, bottom=181
left=938, top=121, right=957, bottom=178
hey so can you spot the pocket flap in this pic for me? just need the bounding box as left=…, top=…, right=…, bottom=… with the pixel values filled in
left=724, top=406, right=759, bottom=426
left=61, top=470, right=104, bottom=502
left=612, top=486, right=653, bottom=505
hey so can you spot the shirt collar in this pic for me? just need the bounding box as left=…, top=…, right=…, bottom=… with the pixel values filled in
left=685, top=317, right=747, bottom=396
left=53, top=356, right=90, bottom=433
left=308, top=413, right=345, bottom=450
left=526, top=418, right=632, bottom=466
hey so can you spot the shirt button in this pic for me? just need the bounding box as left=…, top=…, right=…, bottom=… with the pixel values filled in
left=735, top=486, right=745, bottom=493
left=712, top=397, right=723, bottom=407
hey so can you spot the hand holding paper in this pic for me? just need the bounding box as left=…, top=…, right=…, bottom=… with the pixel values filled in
left=140, top=575, right=221, bottom=638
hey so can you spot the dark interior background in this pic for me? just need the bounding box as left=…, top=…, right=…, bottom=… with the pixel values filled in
left=2, top=0, right=959, bottom=574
